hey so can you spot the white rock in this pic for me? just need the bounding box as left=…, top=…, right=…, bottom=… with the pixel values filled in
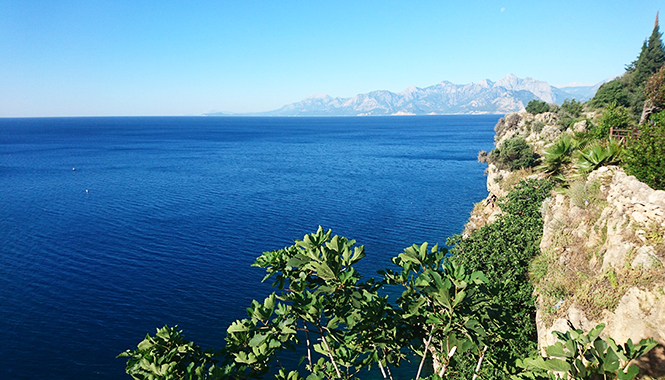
left=649, top=190, right=665, bottom=208
left=632, top=246, right=662, bottom=269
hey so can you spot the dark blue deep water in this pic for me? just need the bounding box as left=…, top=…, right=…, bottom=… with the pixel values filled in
left=0, top=116, right=499, bottom=379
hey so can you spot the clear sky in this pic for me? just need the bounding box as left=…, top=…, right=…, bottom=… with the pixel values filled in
left=1, top=0, right=663, bottom=117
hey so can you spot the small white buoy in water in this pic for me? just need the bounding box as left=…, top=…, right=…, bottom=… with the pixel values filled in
left=86, top=190, right=88, bottom=193
left=72, top=168, right=75, bottom=171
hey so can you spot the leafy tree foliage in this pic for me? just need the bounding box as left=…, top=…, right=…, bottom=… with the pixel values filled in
left=588, top=79, right=632, bottom=110
left=118, top=326, right=222, bottom=380
left=641, top=63, right=665, bottom=122
left=525, top=100, right=549, bottom=115
left=447, top=179, right=554, bottom=379
left=623, top=110, right=665, bottom=190
left=488, top=137, right=539, bottom=171
left=645, top=63, right=665, bottom=107
left=120, top=228, right=499, bottom=380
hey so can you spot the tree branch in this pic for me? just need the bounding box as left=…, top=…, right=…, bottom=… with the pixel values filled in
left=318, top=328, right=342, bottom=378
left=472, top=346, right=488, bottom=380
left=416, top=325, right=436, bottom=380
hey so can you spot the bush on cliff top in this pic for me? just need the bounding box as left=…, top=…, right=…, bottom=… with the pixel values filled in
left=488, top=137, right=539, bottom=171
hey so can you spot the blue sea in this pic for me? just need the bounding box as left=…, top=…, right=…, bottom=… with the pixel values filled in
left=0, top=115, right=499, bottom=379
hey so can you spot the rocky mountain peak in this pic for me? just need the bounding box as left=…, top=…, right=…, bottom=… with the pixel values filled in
left=224, top=75, right=605, bottom=116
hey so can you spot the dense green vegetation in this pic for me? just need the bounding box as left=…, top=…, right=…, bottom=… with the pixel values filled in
left=445, top=179, right=554, bottom=380
left=590, top=102, right=634, bottom=139
left=514, top=324, right=656, bottom=380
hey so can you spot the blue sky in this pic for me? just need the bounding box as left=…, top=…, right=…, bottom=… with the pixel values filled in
left=1, top=0, right=663, bottom=116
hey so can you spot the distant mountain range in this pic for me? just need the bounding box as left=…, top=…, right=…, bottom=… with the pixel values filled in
left=207, top=74, right=609, bottom=116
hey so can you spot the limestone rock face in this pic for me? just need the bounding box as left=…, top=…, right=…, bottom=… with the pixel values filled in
left=585, top=167, right=665, bottom=269
left=572, top=119, right=589, bottom=133
left=536, top=166, right=665, bottom=361
left=486, top=164, right=511, bottom=199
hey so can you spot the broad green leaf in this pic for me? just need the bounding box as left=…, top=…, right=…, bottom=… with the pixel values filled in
left=546, top=342, right=570, bottom=358
left=452, top=290, right=466, bottom=307
left=602, top=349, right=620, bottom=373
left=137, top=339, right=153, bottom=351
left=617, top=364, right=640, bottom=380
left=248, top=333, right=268, bottom=348
left=419, top=243, right=428, bottom=262
left=316, top=262, right=336, bottom=281
left=539, top=358, right=571, bottom=372
left=226, top=321, right=249, bottom=334
left=572, top=358, right=586, bottom=378
left=588, top=323, right=605, bottom=341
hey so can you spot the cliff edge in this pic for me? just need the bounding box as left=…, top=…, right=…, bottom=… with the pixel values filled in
left=471, top=111, right=665, bottom=377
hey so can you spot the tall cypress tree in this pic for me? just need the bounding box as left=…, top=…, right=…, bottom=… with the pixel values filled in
left=631, top=12, right=665, bottom=85
left=591, top=13, right=665, bottom=116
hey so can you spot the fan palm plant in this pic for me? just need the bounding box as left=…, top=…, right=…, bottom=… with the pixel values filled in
left=575, top=139, right=622, bottom=174
left=540, top=134, right=579, bottom=179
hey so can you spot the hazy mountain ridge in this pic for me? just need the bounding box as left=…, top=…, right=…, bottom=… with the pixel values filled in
left=208, top=74, right=605, bottom=116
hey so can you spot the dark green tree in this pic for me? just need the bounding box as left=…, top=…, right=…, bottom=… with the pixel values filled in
left=525, top=99, right=549, bottom=115
left=561, top=99, right=583, bottom=118
left=588, top=78, right=631, bottom=109
left=590, top=13, right=665, bottom=118
left=628, top=13, right=665, bottom=85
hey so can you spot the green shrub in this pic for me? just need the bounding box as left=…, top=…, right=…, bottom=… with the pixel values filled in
left=526, top=100, right=549, bottom=115
left=623, top=110, right=665, bottom=190
left=589, top=78, right=632, bottom=110
left=489, top=137, right=538, bottom=171
left=532, top=121, right=545, bottom=133
left=591, top=103, right=635, bottom=139
left=118, top=326, right=222, bottom=380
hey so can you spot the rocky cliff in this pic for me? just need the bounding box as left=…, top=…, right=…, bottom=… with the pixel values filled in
left=471, top=112, right=665, bottom=378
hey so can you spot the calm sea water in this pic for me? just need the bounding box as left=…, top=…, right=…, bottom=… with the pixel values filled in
left=0, top=116, right=499, bottom=379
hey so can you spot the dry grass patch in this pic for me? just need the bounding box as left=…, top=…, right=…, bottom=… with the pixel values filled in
left=500, top=167, right=538, bottom=190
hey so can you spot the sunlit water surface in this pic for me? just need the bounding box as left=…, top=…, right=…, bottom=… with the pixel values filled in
left=0, top=115, right=499, bottom=379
